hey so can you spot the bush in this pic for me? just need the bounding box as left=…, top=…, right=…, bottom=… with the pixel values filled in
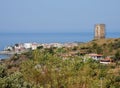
left=115, top=76, right=120, bottom=82
left=0, top=64, right=7, bottom=78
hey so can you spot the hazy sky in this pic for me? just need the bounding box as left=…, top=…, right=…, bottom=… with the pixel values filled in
left=0, top=0, right=120, bottom=33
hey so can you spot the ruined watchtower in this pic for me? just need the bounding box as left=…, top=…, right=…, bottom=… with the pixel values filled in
left=94, top=24, right=106, bottom=39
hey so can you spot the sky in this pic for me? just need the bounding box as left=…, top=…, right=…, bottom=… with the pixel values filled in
left=0, top=0, right=120, bottom=33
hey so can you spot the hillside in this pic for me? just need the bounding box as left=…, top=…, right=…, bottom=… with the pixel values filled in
left=79, top=38, right=120, bottom=56
left=0, top=38, right=120, bottom=88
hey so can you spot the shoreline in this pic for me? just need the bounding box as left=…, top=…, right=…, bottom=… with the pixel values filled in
left=0, top=51, right=16, bottom=55
left=0, top=54, right=11, bottom=60
left=0, top=51, right=14, bottom=60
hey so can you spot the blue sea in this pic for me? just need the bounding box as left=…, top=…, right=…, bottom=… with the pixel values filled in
left=0, top=32, right=119, bottom=59
left=0, top=32, right=93, bottom=50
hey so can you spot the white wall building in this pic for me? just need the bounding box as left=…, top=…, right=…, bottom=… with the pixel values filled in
left=24, top=43, right=32, bottom=49
left=31, top=43, right=39, bottom=50
left=84, top=53, right=103, bottom=61
left=88, top=53, right=103, bottom=60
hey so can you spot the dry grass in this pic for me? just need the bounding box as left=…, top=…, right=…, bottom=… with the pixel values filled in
left=79, top=38, right=120, bottom=55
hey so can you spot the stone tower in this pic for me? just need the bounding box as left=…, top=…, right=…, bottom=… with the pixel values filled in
left=94, top=24, right=106, bottom=39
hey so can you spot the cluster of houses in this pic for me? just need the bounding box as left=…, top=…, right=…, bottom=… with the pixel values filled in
left=4, top=42, right=112, bottom=64
left=61, top=52, right=113, bottom=64
left=85, top=53, right=113, bottom=64
left=4, top=43, right=39, bottom=52
left=4, top=42, right=78, bottom=52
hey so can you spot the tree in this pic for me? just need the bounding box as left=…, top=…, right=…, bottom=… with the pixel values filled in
left=37, top=46, right=43, bottom=49
left=114, top=51, right=120, bottom=61
left=15, top=43, right=19, bottom=47
left=0, top=64, right=7, bottom=78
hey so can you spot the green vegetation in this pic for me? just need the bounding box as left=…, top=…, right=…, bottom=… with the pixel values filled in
left=0, top=38, right=120, bottom=88
left=80, top=38, right=120, bottom=56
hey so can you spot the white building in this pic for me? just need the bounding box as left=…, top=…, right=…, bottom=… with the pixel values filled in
left=4, top=46, right=13, bottom=51
left=50, top=43, right=63, bottom=48
left=84, top=53, right=103, bottom=61
left=24, top=43, right=32, bottom=49
left=31, top=43, right=39, bottom=50
left=88, top=53, right=103, bottom=60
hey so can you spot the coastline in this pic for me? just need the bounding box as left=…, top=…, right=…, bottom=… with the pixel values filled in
left=0, top=54, right=11, bottom=60
left=0, top=51, right=17, bottom=55
left=0, top=32, right=119, bottom=51
left=0, top=50, right=26, bottom=60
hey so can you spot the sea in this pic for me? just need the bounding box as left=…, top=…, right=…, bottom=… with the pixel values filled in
left=0, top=32, right=119, bottom=59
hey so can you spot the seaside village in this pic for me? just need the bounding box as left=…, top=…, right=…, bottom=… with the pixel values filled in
left=3, top=24, right=113, bottom=64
